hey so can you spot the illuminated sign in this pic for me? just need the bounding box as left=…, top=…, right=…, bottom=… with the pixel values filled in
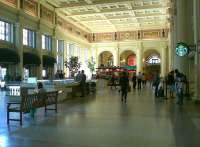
left=176, top=42, right=189, bottom=57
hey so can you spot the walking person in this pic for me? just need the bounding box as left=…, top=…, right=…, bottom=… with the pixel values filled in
left=153, top=71, right=160, bottom=97
left=137, top=72, right=142, bottom=90
left=75, top=71, right=82, bottom=82
left=142, top=73, right=146, bottom=88
left=132, top=73, right=137, bottom=89
left=110, top=74, right=117, bottom=90
left=80, top=70, right=86, bottom=97
left=175, top=69, right=184, bottom=105
left=119, top=72, right=129, bottom=103
left=167, top=71, right=175, bottom=98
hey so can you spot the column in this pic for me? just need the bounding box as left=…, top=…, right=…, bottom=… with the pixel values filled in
left=194, top=0, right=200, bottom=101
left=117, top=43, right=120, bottom=66
left=14, top=22, right=23, bottom=80
left=161, top=47, right=167, bottom=77
left=113, top=49, right=117, bottom=66
left=36, top=31, right=42, bottom=79
left=52, top=35, right=57, bottom=79
left=64, top=42, right=69, bottom=77
left=95, top=47, right=99, bottom=67
left=172, top=0, right=189, bottom=75
left=136, top=43, right=143, bottom=74
left=168, top=29, right=173, bottom=71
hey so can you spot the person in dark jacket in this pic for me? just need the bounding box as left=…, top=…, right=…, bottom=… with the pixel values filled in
left=80, top=70, right=86, bottom=97
left=153, top=72, right=160, bottom=97
left=119, top=72, right=129, bottom=103
left=167, top=71, right=175, bottom=98
left=132, top=73, right=137, bottom=89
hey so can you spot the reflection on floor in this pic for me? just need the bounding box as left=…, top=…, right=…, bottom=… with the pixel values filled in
left=0, top=80, right=200, bottom=147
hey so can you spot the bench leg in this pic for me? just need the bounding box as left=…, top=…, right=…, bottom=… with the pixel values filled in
left=45, top=104, right=47, bottom=113
left=7, top=111, right=9, bottom=125
left=20, top=111, right=22, bottom=126
left=55, top=103, right=57, bottom=113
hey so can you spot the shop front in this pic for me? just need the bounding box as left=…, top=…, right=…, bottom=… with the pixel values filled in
left=0, top=48, right=20, bottom=85
left=42, top=55, right=56, bottom=79
left=23, top=52, right=41, bottom=79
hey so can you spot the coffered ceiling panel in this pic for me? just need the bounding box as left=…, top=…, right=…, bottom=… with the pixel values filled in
left=43, top=0, right=170, bottom=33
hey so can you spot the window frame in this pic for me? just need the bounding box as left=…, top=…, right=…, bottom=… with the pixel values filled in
left=23, top=28, right=36, bottom=48
left=56, top=40, right=64, bottom=70
left=0, top=20, right=13, bottom=43
left=42, top=34, right=52, bottom=51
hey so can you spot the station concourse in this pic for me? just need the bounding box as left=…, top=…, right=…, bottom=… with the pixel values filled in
left=0, top=0, right=200, bottom=147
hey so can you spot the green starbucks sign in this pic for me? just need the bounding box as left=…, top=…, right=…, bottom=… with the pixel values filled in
left=176, top=42, right=189, bottom=57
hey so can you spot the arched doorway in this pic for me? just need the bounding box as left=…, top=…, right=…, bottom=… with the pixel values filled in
left=120, top=50, right=136, bottom=71
left=98, top=51, right=113, bottom=67
left=143, top=50, right=161, bottom=75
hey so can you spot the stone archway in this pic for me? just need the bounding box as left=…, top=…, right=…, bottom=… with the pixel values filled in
left=98, top=51, right=114, bottom=67
left=143, top=49, right=161, bottom=75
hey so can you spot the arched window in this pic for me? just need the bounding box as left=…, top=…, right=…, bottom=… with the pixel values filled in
left=146, top=55, right=161, bottom=64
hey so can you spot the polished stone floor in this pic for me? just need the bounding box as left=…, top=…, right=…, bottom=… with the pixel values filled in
left=1, top=80, right=200, bottom=147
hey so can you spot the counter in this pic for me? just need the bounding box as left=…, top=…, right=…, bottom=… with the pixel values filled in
left=6, top=79, right=97, bottom=102
left=6, top=79, right=80, bottom=102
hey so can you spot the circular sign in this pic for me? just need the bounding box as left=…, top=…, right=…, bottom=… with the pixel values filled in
left=176, top=42, right=189, bottom=57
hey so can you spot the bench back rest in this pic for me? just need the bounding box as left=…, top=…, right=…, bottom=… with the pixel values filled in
left=20, top=89, right=58, bottom=112
left=21, top=93, right=38, bottom=113
left=20, top=88, right=46, bottom=112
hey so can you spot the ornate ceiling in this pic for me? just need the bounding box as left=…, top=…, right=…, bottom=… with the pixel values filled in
left=44, top=0, right=170, bottom=33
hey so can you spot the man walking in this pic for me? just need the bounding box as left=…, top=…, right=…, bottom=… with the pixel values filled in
left=119, top=72, right=129, bottom=103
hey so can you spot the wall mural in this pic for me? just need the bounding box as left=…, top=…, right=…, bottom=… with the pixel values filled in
left=89, top=29, right=168, bottom=42
left=57, top=16, right=89, bottom=40
left=142, top=30, right=160, bottom=39
left=2, top=0, right=17, bottom=7
left=40, top=5, right=54, bottom=23
left=127, top=55, right=136, bottom=66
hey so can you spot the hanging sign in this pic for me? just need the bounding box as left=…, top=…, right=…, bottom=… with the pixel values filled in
left=176, top=42, right=189, bottom=57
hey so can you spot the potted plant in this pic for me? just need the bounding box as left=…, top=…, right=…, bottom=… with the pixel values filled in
left=64, top=56, right=81, bottom=78
left=87, top=57, right=96, bottom=78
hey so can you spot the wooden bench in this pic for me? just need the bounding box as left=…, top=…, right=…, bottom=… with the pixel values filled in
left=7, top=90, right=58, bottom=125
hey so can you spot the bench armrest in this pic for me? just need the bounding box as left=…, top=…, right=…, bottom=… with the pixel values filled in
left=7, top=102, right=21, bottom=108
left=7, top=102, right=21, bottom=105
